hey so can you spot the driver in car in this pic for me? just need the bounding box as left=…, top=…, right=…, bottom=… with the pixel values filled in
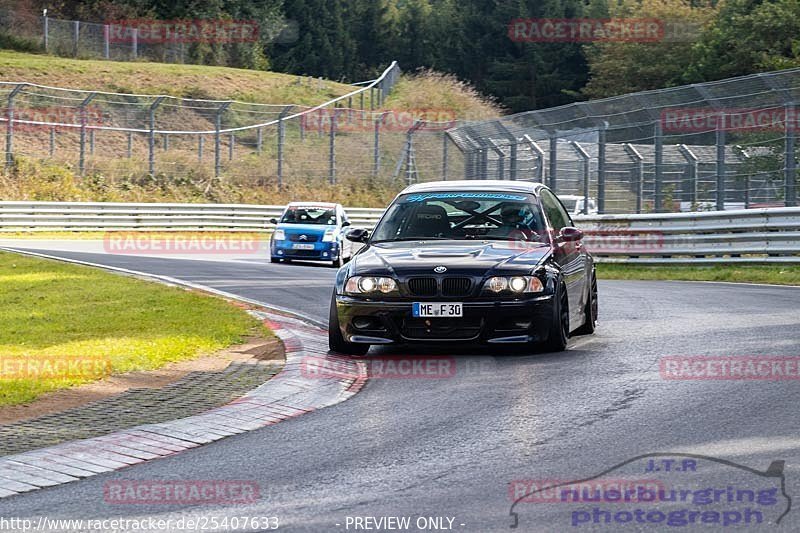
left=490, top=203, right=537, bottom=240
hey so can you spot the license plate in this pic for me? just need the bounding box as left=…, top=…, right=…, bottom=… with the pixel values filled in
left=412, top=302, right=463, bottom=318
left=292, top=243, right=315, bottom=250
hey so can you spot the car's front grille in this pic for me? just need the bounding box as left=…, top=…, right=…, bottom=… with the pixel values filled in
left=442, top=277, right=472, bottom=297
left=400, top=317, right=482, bottom=340
left=408, top=277, right=437, bottom=297
left=284, top=249, right=320, bottom=257
left=288, top=233, right=319, bottom=242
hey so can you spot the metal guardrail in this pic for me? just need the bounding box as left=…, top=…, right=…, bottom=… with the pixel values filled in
left=1, top=202, right=798, bottom=264
left=578, top=207, right=800, bottom=264
left=0, top=202, right=384, bottom=231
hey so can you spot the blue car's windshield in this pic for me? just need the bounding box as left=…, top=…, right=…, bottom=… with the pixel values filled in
left=371, top=192, right=547, bottom=243
left=280, top=206, right=336, bottom=225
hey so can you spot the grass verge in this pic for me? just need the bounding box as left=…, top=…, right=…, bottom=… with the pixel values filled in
left=597, top=264, right=800, bottom=286
left=0, top=250, right=269, bottom=406
left=0, top=50, right=352, bottom=104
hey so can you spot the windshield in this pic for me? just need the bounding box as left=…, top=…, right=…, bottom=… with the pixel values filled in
left=280, top=206, right=336, bottom=225
left=370, top=192, right=547, bottom=243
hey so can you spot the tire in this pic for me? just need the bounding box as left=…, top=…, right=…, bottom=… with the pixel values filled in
left=328, top=292, right=370, bottom=355
left=542, top=282, right=569, bottom=352
left=574, top=271, right=598, bottom=335
left=331, top=254, right=344, bottom=268
left=270, top=256, right=279, bottom=263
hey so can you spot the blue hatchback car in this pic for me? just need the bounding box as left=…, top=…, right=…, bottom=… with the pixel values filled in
left=269, top=202, right=355, bottom=267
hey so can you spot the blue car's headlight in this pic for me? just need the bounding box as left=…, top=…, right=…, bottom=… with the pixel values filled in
left=322, top=229, right=336, bottom=243
left=273, top=229, right=285, bottom=241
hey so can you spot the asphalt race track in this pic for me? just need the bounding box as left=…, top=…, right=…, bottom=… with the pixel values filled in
left=1, top=241, right=799, bottom=532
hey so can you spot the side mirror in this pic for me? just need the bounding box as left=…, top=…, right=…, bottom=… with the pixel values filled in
left=346, top=228, right=369, bottom=243
left=559, top=227, right=583, bottom=242
left=342, top=220, right=351, bottom=227
left=269, top=218, right=278, bottom=225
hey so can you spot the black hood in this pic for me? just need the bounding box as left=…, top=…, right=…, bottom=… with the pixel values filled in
left=350, top=240, right=551, bottom=277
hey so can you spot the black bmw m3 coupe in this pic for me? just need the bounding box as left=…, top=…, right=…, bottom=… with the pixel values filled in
left=328, top=180, right=598, bottom=355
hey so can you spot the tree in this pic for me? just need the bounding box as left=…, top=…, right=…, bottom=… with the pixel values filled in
left=581, top=0, right=716, bottom=98
left=687, top=0, right=800, bottom=82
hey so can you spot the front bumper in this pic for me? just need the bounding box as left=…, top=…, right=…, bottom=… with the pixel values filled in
left=335, top=295, right=554, bottom=344
left=271, top=240, right=339, bottom=261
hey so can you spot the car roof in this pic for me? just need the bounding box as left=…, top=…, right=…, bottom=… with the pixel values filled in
left=286, top=202, right=338, bottom=208
left=399, top=180, right=546, bottom=195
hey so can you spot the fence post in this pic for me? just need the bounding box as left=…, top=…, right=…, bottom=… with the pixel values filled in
left=73, top=20, right=79, bottom=58
left=89, top=129, right=95, bottom=155
left=163, top=133, right=169, bottom=151
left=148, top=96, right=164, bottom=176
left=489, top=140, right=505, bottom=180
left=715, top=112, right=726, bottom=211
left=214, top=102, right=232, bottom=177
left=624, top=143, right=644, bottom=214
left=786, top=103, right=797, bottom=207
left=524, top=135, right=545, bottom=183
left=549, top=136, right=558, bottom=191
left=571, top=141, right=591, bottom=214
left=442, top=132, right=449, bottom=180
left=597, top=123, right=607, bottom=213
left=464, top=150, right=474, bottom=179
left=43, top=12, right=49, bottom=52
left=198, top=135, right=203, bottom=162
left=132, top=28, right=138, bottom=59
left=654, top=121, right=664, bottom=212
left=103, top=25, right=110, bottom=59
left=404, top=120, right=422, bottom=185
left=127, top=131, right=133, bottom=158
left=229, top=133, right=234, bottom=161
left=49, top=127, right=55, bottom=157
left=256, top=127, right=263, bottom=154
left=678, top=144, right=699, bottom=208
left=738, top=148, right=751, bottom=208
left=329, top=108, right=338, bottom=184
left=78, top=92, right=97, bottom=176
left=277, top=105, right=293, bottom=187
left=372, top=112, right=383, bottom=177
left=4, top=84, right=25, bottom=169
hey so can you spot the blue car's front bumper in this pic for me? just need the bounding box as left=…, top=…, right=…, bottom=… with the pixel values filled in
left=271, top=240, right=340, bottom=261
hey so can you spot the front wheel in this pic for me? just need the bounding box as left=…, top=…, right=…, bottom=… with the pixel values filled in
left=328, top=292, right=370, bottom=355
left=331, top=254, right=344, bottom=268
left=542, top=282, right=569, bottom=352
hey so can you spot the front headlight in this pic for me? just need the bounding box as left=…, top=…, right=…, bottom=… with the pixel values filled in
left=483, top=276, right=544, bottom=294
left=273, top=229, right=285, bottom=241
left=345, top=276, right=398, bottom=295
left=322, top=229, right=336, bottom=242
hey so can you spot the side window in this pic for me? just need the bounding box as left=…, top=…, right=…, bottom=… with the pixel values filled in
left=540, top=190, right=572, bottom=231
